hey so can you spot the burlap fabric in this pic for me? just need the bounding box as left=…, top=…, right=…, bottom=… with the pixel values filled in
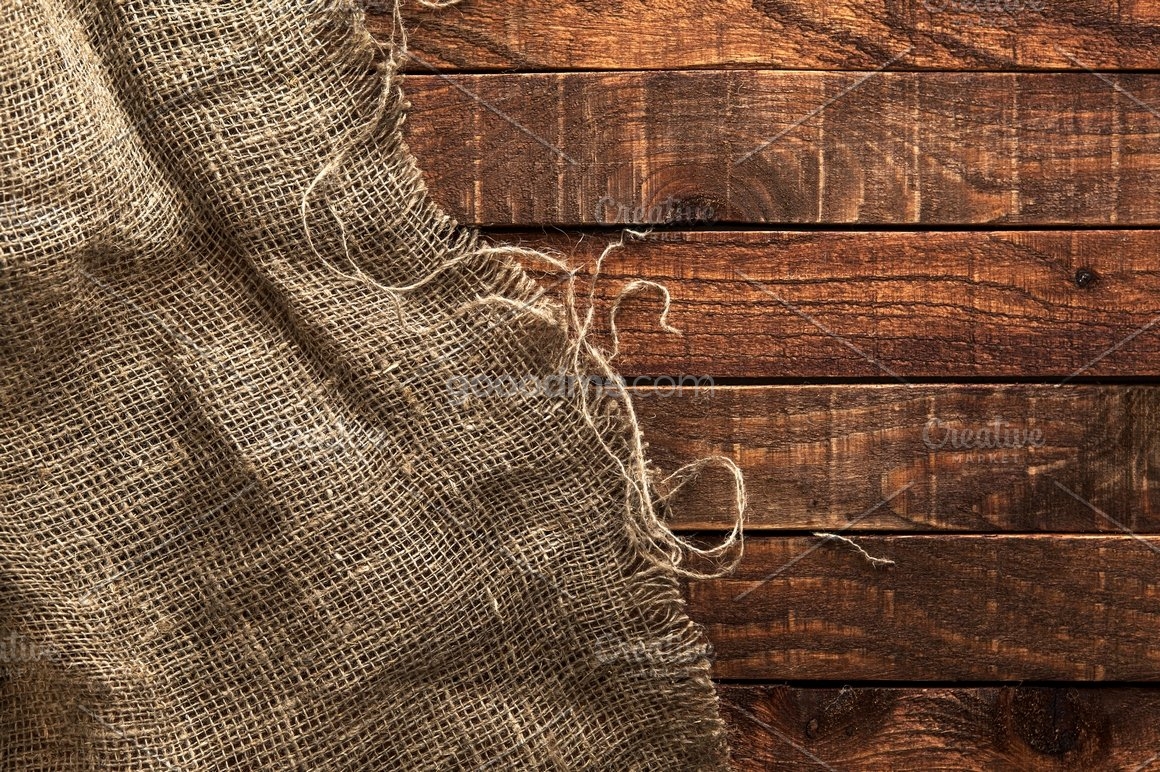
left=1, top=1, right=736, bottom=769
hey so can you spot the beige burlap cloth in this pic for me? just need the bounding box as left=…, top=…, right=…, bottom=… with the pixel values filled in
left=1, top=1, right=740, bottom=768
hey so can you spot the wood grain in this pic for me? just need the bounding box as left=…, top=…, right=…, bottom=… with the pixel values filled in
left=501, top=230, right=1160, bottom=379
left=403, top=71, right=1160, bottom=226
left=688, top=535, right=1160, bottom=681
left=719, top=685, right=1160, bottom=771
left=382, top=0, right=1160, bottom=72
left=634, top=384, right=1160, bottom=532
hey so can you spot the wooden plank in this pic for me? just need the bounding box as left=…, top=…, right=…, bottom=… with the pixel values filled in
left=402, top=71, right=1160, bottom=227
left=718, top=685, right=1160, bottom=771
left=383, top=1, right=1160, bottom=72
left=634, top=384, right=1160, bottom=532
left=501, top=230, right=1160, bottom=379
left=687, top=535, right=1160, bottom=681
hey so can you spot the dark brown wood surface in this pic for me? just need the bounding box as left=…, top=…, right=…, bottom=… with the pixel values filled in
left=383, top=1, right=1160, bottom=72
left=634, top=384, right=1160, bottom=532
left=718, top=685, right=1160, bottom=771
left=688, top=535, right=1160, bottom=681
left=394, top=2, right=1160, bottom=759
left=403, top=71, right=1160, bottom=226
left=500, top=230, right=1160, bottom=379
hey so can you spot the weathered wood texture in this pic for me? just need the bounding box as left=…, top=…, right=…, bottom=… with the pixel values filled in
left=502, top=230, right=1160, bottom=379
left=388, top=6, right=1160, bottom=752
left=719, top=685, right=1160, bottom=771
left=382, top=1, right=1160, bottom=72
left=403, top=71, right=1160, bottom=226
left=634, top=384, right=1160, bottom=532
left=688, top=535, right=1160, bottom=681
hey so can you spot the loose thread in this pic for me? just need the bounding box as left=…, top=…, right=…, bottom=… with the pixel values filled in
left=420, top=246, right=576, bottom=334
left=811, top=533, right=896, bottom=568
left=657, top=456, right=746, bottom=569
left=608, top=280, right=681, bottom=361
left=559, top=230, right=745, bottom=579
left=298, top=49, right=413, bottom=327
left=298, top=0, right=425, bottom=303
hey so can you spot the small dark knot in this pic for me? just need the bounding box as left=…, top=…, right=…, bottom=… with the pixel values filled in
left=1074, top=268, right=1098, bottom=289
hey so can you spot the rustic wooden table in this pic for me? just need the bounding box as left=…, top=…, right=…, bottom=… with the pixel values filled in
left=391, top=2, right=1160, bottom=768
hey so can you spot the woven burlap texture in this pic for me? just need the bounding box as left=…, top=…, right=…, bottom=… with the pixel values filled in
left=1, top=1, right=737, bottom=769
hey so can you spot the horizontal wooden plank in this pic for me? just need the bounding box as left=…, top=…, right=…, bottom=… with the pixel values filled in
left=719, top=685, right=1160, bottom=771
left=687, top=535, right=1160, bottom=681
left=635, top=384, right=1160, bottom=532
left=403, top=71, right=1160, bottom=226
left=384, top=1, right=1160, bottom=72
left=502, top=230, right=1160, bottom=379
